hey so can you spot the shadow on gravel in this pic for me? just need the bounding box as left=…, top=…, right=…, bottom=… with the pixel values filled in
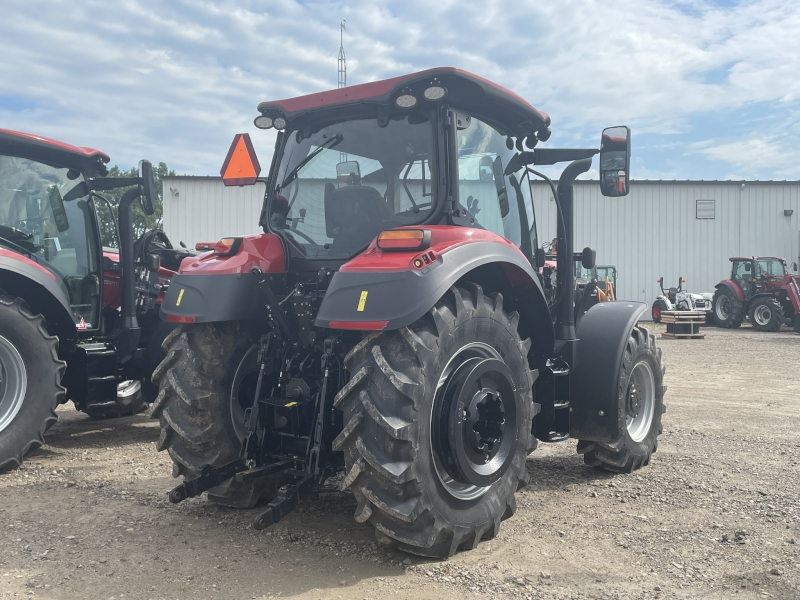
left=42, top=410, right=158, bottom=450
left=525, top=453, right=616, bottom=491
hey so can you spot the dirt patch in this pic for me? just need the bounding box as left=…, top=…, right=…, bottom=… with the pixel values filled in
left=1, top=323, right=798, bottom=600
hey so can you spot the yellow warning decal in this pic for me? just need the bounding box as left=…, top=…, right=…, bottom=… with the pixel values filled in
left=357, top=291, right=368, bottom=312
left=176, top=288, right=185, bottom=306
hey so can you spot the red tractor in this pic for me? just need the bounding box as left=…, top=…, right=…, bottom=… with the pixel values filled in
left=0, top=129, right=190, bottom=470
left=152, top=68, right=666, bottom=557
left=712, top=256, right=800, bottom=332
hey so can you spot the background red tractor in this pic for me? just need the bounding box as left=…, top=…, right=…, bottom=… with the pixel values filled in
left=712, top=256, right=800, bottom=332
left=0, top=129, right=191, bottom=470
left=151, top=68, right=666, bottom=558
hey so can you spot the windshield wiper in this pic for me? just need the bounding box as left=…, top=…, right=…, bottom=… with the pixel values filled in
left=277, top=134, right=343, bottom=192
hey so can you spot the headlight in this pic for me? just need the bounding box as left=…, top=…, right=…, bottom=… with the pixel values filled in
left=395, top=94, right=417, bottom=108
left=254, top=116, right=273, bottom=129
left=423, top=86, right=446, bottom=101
left=273, top=117, right=287, bottom=130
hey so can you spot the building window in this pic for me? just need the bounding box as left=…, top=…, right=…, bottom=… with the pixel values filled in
left=696, top=199, right=715, bottom=219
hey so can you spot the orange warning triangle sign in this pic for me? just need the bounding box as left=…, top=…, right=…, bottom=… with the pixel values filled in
left=220, top=133, right=261, bottom=186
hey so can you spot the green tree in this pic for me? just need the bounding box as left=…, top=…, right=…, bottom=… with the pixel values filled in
left=94, top=162, right=176, bottom=248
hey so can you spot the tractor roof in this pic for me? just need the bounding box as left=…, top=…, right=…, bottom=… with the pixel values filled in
left=0, top=128, right=110, bottom=176
left=257, top=67, right=551, bottom=139
left=729, top=256, right=785, bottom=262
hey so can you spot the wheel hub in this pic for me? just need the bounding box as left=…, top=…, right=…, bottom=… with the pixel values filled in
left=626, top=382, right=641, bottom=419
left=432, top=353, right=519, bottom=495
left=464, top=389, right=506, bottom=462
left=716, top=295, right=731, bottom=320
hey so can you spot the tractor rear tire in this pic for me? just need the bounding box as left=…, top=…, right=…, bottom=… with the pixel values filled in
left=334, top=284, right=536, bottom=558
left=748, top=297, right=784, bottom=332
left=651, top=299, right=668, bottom=323
left=712, top=287, right=743, bottom=328
left=577, top=326, right=665, bottom=473
left=0, top=293, right=65, bottom=471
left=150, top=321, right=271, bottom=508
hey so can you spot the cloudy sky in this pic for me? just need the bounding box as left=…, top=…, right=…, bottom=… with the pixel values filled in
left=1, top=0, right=798, bottom=181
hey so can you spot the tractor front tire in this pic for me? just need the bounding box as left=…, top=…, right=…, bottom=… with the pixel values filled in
left=0, top=293, right=65, bottom=471
left=578, top=326, right=665, bottom=473
left=748, top=297, right=784, bottom=332
left=712, top=287, right=743, bottom=328
left=150, top=322, right=270, bottom=508
left=334, top=284, right=536, bottom=558
left=651, top=299, right=668, bottom=324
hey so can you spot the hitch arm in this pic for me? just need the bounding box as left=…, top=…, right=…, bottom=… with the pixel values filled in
left=168, top=459, right=247, bottom=503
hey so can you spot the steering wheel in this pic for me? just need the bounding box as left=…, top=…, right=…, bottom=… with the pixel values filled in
left=135, top=229, right=173, bottom=263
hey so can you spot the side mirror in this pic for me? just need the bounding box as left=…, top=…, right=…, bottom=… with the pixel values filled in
left=147, top=253, right=161, bottom=272
left=599, top=126, right=631, bottom=198
left=336, top=161, right=361, bottom=186
left=744, top=263, right=751, bottom=272
left=791, top=262, right=798, bottom=272
left=138, top=160, right=156, bottom=216
left=581, top=247, right=596, bottom=270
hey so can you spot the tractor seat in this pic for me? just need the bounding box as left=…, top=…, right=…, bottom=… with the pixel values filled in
left=324, top=183, right=394, bottom=253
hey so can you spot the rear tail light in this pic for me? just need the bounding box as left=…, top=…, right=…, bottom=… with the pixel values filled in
left=213, top=237, right=242, bottom=256
left=377, top=229, right=430, bottom=252
left=166, top=315, right=195, bottom=323
left=329, top=320, right=388, bottom=331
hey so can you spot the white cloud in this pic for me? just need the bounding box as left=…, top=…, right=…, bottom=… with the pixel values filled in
left=0, top=0, right=798, bottom=180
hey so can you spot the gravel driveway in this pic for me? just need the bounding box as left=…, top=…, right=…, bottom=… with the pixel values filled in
left=1, top=323, right=798, bottom=600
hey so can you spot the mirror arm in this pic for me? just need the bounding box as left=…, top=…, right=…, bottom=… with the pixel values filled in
left=90, top=177, right=141, bottom=191
left=505, top=148, right=599, bottom=175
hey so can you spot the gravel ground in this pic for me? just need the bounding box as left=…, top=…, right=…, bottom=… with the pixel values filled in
left=1, top=322, right=798, bottom=600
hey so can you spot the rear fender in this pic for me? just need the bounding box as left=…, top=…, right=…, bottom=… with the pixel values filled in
left=717, top=280, right=744, bottom=302
left=569, top=301, right=647, bottom=442
left=0, top=252, right=77, bottom=351
left=315, top=239, right=554, bottom=361
left=159, top=233, right=286, bottom=323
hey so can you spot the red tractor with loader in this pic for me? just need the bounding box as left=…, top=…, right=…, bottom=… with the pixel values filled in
left=0, top=129, right=190, bottom=470
left=152, top=68, right=666, bottom=557
left=712, top=256, right=800, bottom=332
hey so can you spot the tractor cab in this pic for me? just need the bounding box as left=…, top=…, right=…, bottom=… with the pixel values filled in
left=0, top=134, right=109, bottom=330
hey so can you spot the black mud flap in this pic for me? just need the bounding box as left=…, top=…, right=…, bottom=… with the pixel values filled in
left=569, top=301, right=647, bottom=442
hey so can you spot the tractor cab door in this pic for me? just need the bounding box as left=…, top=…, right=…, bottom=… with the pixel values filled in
left=0, top=154, right=102, bottom=329
left=732, top=260, right=755, bottom=300
left=455, top=115, right=539, bottom=268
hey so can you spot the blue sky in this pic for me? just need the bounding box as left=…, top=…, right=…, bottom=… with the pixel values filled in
left=1, top=0, right=798, bottom=180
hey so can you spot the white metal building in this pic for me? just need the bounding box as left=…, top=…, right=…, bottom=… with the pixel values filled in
left=531, top=180, right=800, bottom=305
left=162, top=176, right=266, bottom=247
left=163, top=176, right=800, bottom=312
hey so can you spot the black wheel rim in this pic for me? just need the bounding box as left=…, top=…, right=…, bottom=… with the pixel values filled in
left=431, top=343, right=519, bottom=500
left=0, top=334, right=27, bottom=434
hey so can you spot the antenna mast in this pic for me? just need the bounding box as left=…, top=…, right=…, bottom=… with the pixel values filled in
left=338, top=20, right=348, bottom=163
left=338, top=20, right=347, bottom=89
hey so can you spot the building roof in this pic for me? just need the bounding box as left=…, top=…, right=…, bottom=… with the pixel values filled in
left=0, top=128, right=110, bottom=176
